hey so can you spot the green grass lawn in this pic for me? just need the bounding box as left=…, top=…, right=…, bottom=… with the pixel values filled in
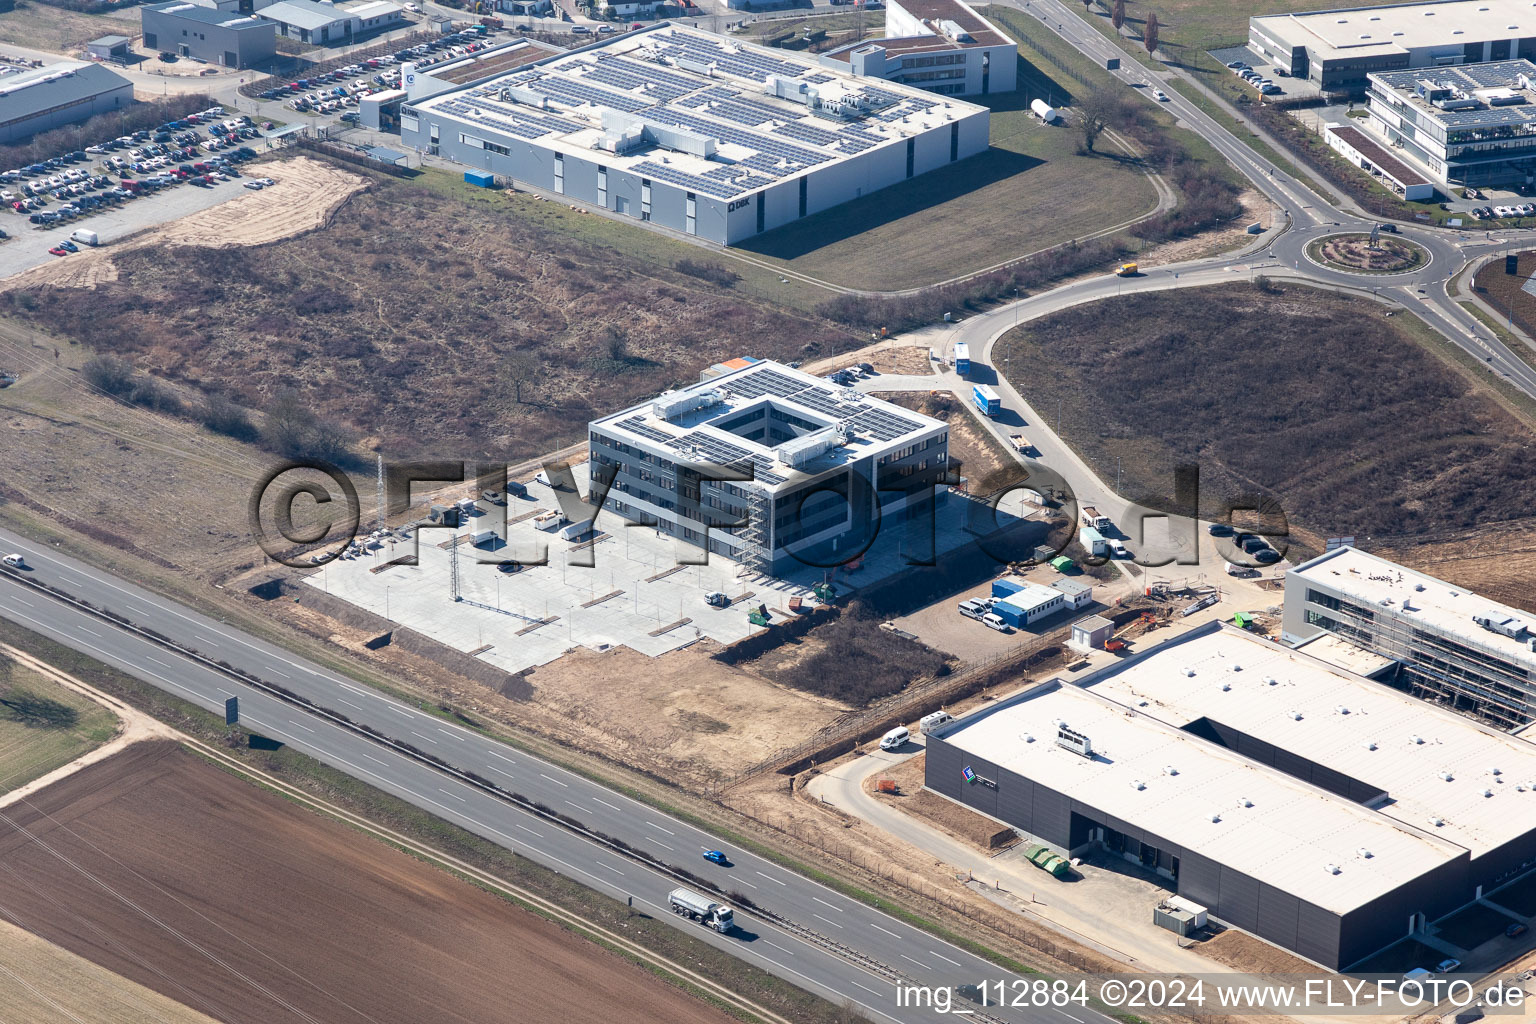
left=0, top=1, right=139, bottom=51
left=0, top=659, right=118, bottom=796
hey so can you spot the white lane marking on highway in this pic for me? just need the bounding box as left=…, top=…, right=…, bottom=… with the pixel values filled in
left=76, top=626, right=100, bottom=638
left=335, top=680, right=371, bottom=697
left=438, top=788, right=466, bottom=802
left=194, top=635, right=220, bottom=648
left=811, top=896, right=842, bottom=913
left=563, top=800, right=589, bottom=814
left=645, top=821, right=675, bottom=836
left=59, top=576, right=81, bottom=586
left=145, top=656, right=167, bottom=667
left=387, top=705, right=415, bottom=718
left=337, top=698, right=363, bottom=711
left=593, top=797, right=620, bottom=811
left=488, top=766, right=515, bottom=780
left=1056, top=1011, right=1083, bottom=1023
left=870, top=923, right=900, bottom=938
left=439, top=728, right=465, bottom=741
left=763, top=941, right=795, bottom=956
left=900, top=953, right=931, bottom=970
left=270, top=668, right=290, bottom=679
left=930, top=950, right=962, bottom=967
left=361, top=752, right=388, bottom=766
left=513, top=823, right=544, bottom=838
left=9, top=596, right=29, bottom=607
left=489, top=751, right=517, bottom=764
left=409, top=730, right=438, bottom=744
left=852, top=981, right=881, bottom=996
left=647, top=836, right=674, bottom=851
left=729, top=875, right=757, bottom=890
left=598, top=861, right=625, bottom=876
left=812, top=914, right=843, bottom=930
left=287, top=720, right=315, bottom=733
left=755, top=871, right=787, bottom=886
left=538, top=772, right=568, bottom=787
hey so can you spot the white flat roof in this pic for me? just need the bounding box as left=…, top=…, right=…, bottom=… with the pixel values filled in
left=940, top=672, right=1465, bottom=914
left=1290, top=546, right=1536, bottom=675
left=409, top=24, right=985, bottom=200
left=1255, top=0, right=1536, bottom=61
left=1293, top=631, right=1398, bottom=677
left=591, top=360, right=941, bottom=494
left=1082, top=625, right=1536, bottom=859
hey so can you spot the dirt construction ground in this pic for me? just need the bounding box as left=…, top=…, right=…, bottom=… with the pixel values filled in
left=0, top=741, right=735, bottom=1024
left=0, top=156, right=366, bottom=292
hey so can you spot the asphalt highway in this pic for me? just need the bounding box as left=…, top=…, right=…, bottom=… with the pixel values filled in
left=0, top=527, right=1118, bottom=1024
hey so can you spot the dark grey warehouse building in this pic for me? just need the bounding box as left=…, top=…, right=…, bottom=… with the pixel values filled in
left=925, top=623, right=1536, bottom=969
left=141, top=2, right=276, bottom=69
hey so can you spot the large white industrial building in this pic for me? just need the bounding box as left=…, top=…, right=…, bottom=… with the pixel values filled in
left=588, top=359, right=948, bottom=574
left=1250, top=0, right=1536, bottom=90
left=926, top=622, right=1536, bottom=969
left=819, top=0, right=1017, bottom=97
left=400, top=24, right=991, bottom=244
left=1283, top=546, right=1536, bottom=730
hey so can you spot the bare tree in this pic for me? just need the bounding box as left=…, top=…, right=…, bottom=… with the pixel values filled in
left=1144, top=10, right=1160, bottom=54
left=1075, top=88, right=1120, bottom=154
left=501, top=350, right=540, bottom=405
left=1111, top=0, right=1125, bottom=29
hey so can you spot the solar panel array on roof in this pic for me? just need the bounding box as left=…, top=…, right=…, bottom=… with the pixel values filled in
left=520, top=71, right=654, bottom=113
left=647, top=30, right=815, bottom=82
left=662, top=432, right=786, bottom=485
left=618, top=416, right=674, bottom=444
left=645, top=106, right=829, bottom=168
left=630, top=158, right=752, bottom=199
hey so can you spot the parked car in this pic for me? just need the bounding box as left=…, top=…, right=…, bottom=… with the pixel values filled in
left=981, top=613, right=1013, bottom=633
left=1435, top=959, right=1462, bottom=974
left=1506, top=922, right=1528, bottom=938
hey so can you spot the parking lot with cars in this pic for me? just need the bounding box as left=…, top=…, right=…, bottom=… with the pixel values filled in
left=0, top=105, right=269, bottom=279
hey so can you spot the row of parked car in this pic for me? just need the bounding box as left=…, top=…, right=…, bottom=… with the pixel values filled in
left=957, top=596, right=1014, bottom=634
left=1226, top=59, right=1281, bottom=95
left=1469, top=203, right=1535, bottom=221
left=825, top=362, right=876, bottom=387
left=25, top=146, right=262, bottom=229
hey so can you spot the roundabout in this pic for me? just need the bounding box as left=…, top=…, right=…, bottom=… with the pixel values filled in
left=1303, top=232, right=1431, bottom=276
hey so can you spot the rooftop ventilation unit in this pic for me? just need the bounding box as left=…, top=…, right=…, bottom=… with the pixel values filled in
left=1130, top=779, right=1146, bottom=791
left=651, top=388, right=723, bottom=421
left=1411, top=735, right=1425, bottom=745
left=1209, top=811, right=1222, bottom=823
left=1325, top=863, right=1341, bottom=875
left=1438, top=770, right=1454, bottom=782
left=1162, top=765, right=1178, bottom=776
left=1336, top=705, right=1351, bottom=715
left=1474, top=613, right=1528, bottom=639
left=937, top=18, right=972, bottom=42
left=1483, top=788, right=1495, bottom=798
left=775, top=425, right=847, bottom=469
left=1357, top=848, right=1373, bottom=859
left=1237, top=796, right=1253, bottom=808
left=1056, top=726, right=1094, bottom=759
left=1429, top=816, right=1445, bottom=827
left=1365, top=740, right=1378, bottom=751
left=1288, top=710, right=1303, bottom=721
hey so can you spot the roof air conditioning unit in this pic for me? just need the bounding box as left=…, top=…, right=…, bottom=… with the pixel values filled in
left=1130, top=779, right=1146, bottom=791
left=1492, top=767, right=1503, bottom=776
left=1437, top=770, right=1454, bottom=781
left=1237, top=796, right=1253, bottom=808
left=1335, top=705, right=1350, bottom=715
left=1357, top=848, right=1373, bottom=859
left=1209, top=811, right=1222, bottom=823
left=1325, top=863, right=1341, bottom=875
left=1411, top=735, right=1425, bottom=745
left=1429, top=816, right=1444, bottom=827
left=1364, top=741, right=1378, bottom=751
left=1483, top=789, right=1495, bottom=798
left=1184, top=668, right=1196, bottom=677
left=1162, top=765, right=1178, bottom=776
left=1289, top=710, right=1303, bottom=721
left=1265, top=676, right=1278, bottom=686
left=1020, top=732, right=1034, bottom=743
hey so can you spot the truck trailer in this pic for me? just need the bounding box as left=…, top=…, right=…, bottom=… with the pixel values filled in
left=972, top=384, right=1000, bottom=417
left=1080, top=526, right=1108, bottom=556
left=668, top=888, right=734, bottom=932
left=953, top=342, right=971, bottom=376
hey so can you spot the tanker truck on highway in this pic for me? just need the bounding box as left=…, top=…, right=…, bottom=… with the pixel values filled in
left=669, top=888, right=735, bottom=933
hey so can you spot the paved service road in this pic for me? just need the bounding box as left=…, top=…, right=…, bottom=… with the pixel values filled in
left=0, top=528, right=1118, bottom=1024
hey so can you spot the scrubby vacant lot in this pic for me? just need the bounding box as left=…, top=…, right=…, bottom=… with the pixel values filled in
left=995, top=283, right=1536, bottom=545
left=9, top=176, right=851, bottom=462
left=0, top=741, right=735, bottom=1024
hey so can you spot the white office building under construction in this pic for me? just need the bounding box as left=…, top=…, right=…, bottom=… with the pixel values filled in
left=588, top=359, right=948, bottom=574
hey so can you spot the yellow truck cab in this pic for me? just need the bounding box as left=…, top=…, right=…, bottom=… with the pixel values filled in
left=1115, top=262, right=1138, bottom=276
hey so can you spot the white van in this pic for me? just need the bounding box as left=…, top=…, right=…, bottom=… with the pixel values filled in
left=981, top=613, right=1013, bottom=633
left=957, top=599, right=986, bottom=620
left=919, top=711, right=953, bottom=734
left=879, top=726, right=910, bottom=751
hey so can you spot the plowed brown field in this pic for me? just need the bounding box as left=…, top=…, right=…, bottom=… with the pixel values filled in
left=0, top=741, right=734, bottom=1024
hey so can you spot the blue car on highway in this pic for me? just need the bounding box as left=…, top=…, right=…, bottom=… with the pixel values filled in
left=702, top=850, right=731, bottom=867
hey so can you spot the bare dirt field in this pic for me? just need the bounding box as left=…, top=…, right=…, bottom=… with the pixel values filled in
left=0, top=740, right=736, bottom=1024
left=995, top=282, right=1536, bottom=545
left=803, top=342, right=935, bottom=377
left=0, top=157, right=368, bottom=293
left=884, top=390, right=1020, bottom=495
left=0, top=916, right=221, bottom=1024
left=514, top=644, right=848, bottom=788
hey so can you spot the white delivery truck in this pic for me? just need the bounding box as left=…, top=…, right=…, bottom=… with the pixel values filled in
left=71, top=228, right=99, bottom=246
left=668, top=888, right=735, bottom=932
left=558, top=518, right=593, bottom=541
left=470, top=528, right=496, bottom=547
left=533, top=511, right=566, bottom=532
